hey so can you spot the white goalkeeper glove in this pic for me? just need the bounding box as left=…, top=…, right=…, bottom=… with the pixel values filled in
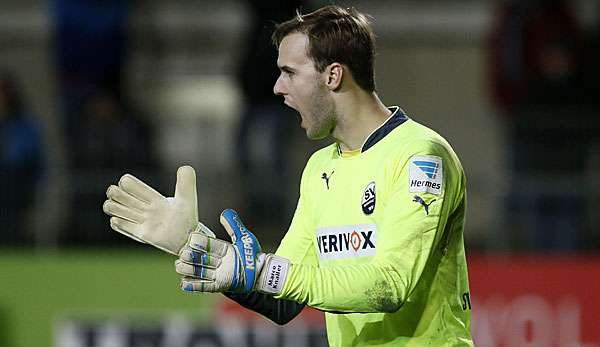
left=102, top=165, right=214, bottom=255
left=175, top=209, right=290, bottom=295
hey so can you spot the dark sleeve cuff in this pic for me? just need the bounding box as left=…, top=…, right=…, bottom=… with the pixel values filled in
left=223, top=291, right=305, bottom=325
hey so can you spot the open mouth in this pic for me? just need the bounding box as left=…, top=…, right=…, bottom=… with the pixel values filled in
left=283, top=99, right=297, bottom=111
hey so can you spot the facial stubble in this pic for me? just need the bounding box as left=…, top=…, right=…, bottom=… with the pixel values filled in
left=304, top=79, right=337, bottom=140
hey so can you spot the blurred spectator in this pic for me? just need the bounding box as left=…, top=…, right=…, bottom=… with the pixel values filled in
left=50, top=0, right=129, bottom=152
left=488, top=0, right=599, bottom=250
left=64, top=90, right=157, bottom=246
left=71, top=91, right=154, bottom=171
left=49, top=0, right=158, bottom=246
left=234, top=0, right=308, bottom=228
left=489, top=0, right=586, bottom=112
left=0, top=71, right=45, bottom=246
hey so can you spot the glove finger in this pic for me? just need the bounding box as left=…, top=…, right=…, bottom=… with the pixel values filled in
left=109, top=217, right=146, bottom=244
left=194, top=222, right=216, bottom=238
left=103, top=200, right=145, bottom=223
left=106, top=185, right=148, bottom=211
left=187, top=232, right=229, bottom=257
left=179, top=248, right=222, bottom=268
left=175, top=260, right=216, bottom=280
left=181, top=276, right=219, bottom=293
left=219, top=209, right=247, bottom=242
left=174, top=165, right=197, bottom=207
left=119, top=174, right=164, bottom=204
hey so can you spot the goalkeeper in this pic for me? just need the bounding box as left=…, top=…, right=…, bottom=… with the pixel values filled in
left=103, top=5, right=474, bottom=346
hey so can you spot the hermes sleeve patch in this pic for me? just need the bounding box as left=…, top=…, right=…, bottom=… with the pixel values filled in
left=408, top=155, right=443, bottom=195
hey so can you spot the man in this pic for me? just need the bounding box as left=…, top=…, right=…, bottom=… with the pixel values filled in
left=103, top=5, right=473, bottom=346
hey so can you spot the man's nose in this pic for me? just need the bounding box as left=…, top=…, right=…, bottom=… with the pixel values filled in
left=273, top=74, right=285, bottom=95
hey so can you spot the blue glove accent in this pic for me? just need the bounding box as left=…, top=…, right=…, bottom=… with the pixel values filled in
left=221, top=209, right=262, bottom=293
left=190, top=250, right=208, bottom=279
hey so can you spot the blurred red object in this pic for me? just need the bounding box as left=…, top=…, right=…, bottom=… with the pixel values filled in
left=469, top=253, right=600, bottom=346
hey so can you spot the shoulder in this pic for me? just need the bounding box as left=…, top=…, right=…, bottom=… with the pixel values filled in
left=388, top=120, right=458, bottom=160
left=303, top=142, right=338, bottom=172
left=378, top=120, right=464, bottom=186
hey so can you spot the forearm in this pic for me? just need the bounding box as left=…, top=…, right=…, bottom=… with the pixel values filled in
left=276, top=261, right=406, bottom=313
left=224, top=292, right=305, bottom=325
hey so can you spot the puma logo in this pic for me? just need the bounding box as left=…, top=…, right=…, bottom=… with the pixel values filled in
left=413, top=195, right=435, bottom=215
left=321, top=171, right=334, bottom=190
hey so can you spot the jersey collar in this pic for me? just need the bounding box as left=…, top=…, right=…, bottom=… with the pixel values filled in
left=336, top=106, right=409, bottom=156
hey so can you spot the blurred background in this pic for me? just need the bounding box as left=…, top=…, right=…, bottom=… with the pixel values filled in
left=1, top=0, right=599, bottom=346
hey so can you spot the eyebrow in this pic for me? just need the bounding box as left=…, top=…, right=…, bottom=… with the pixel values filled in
left=279, top=65, right=296, bottom=73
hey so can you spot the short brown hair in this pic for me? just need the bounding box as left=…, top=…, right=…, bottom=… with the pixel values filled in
left=272, top=5, right=376, bottom=92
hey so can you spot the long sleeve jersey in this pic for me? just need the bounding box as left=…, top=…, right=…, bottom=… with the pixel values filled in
left=274, top=107, right=474, bottom=346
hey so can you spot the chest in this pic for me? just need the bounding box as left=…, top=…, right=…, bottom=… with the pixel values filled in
left=309, top=158, right=392, bottom=224
left=306, top=157, right=394, bottom=264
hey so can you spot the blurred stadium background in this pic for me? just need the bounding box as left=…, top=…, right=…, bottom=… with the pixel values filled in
left=1, top=0, right=599, bottom=346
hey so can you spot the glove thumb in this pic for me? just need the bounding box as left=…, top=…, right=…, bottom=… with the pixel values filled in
left=174, top=165, right=198, bottom=207
left=219, top=209, right=246, bottom=242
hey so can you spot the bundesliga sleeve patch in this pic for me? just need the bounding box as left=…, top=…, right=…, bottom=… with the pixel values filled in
left=408, top=155, right=443, bottom=195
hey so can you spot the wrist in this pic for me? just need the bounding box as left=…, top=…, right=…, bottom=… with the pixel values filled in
left=256, top=254, right=291, bottom=295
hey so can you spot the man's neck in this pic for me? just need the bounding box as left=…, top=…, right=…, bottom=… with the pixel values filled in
left=332, top=91, right=392, bottom=152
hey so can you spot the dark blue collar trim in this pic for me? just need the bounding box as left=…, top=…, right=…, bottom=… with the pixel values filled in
left=361, top=106, right=408, bottom=152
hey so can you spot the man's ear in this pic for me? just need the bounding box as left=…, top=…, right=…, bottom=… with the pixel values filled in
left=325, top=63, right=343, bottom=90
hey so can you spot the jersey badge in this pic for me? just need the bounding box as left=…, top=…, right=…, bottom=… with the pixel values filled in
left=361, top=181, right=376, bottom=215
left=409, top=155, right=443, bottom=195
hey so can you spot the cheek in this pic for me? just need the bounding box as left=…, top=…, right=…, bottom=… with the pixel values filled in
left=295, top=80, right=318, bottom=102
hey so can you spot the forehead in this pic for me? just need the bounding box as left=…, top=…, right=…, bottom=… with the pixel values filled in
left=277, top=32, right=313, bottom=68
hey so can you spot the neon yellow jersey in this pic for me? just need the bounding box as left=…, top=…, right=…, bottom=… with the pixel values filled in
left=275, top=107, right=473, bottom=346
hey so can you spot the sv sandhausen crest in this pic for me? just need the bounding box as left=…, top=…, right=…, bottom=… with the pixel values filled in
left=361, top=181, right=376, bottom=215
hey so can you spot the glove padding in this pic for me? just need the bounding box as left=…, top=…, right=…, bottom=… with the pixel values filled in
left=175, top=209, right=266, bottom=293
left=103, top=166, right=214, bottom=255
left=176, top=209, right=291, bottom=295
